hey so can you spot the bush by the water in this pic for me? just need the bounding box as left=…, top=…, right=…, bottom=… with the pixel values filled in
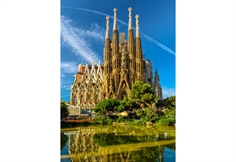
left=90, top=81, right=175, bottom=126
left=157, top=109, right=175, bottom=126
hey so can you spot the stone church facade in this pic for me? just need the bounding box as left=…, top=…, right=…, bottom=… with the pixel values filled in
left=70, top=61, right=103, bottom=111
left=69, top=7, right=162, bottom=111
left=103, top=7, right=162, bottom=100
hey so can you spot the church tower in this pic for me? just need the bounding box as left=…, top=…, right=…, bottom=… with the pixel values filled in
left=115, top=8, right=131, bottom=99
left=69, top=7, right=163, bottom=111
left=102, top=7, right=161, bottom=100
left=153, top=70, right=163, bottom=100
left=103, top=16, right=111, bottom=98
left=127, top=7, right=136, bottom=85
left=111, top=8, right=120, bottom=96
left=135, top=14, right=144, bottom=81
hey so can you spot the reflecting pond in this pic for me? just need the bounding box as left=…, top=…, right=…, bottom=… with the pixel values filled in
left=61, top=125, right=175, bottom=162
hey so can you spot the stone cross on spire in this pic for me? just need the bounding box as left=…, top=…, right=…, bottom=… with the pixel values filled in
left=113, top=8, right=117, bottom=31
left=128, top=7, right=132, bottom=30
left=105, top=16, right=110, bottom=39
left=135, top=14, right=140, bottom=37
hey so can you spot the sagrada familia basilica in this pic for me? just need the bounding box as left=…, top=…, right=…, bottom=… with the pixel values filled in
left=69, top=8, right=162, bottom=113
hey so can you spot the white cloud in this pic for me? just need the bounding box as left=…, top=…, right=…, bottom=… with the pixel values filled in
left=87, top=23, right=105, bottom=41
left=61, top=85, right=71, bottom=90
left=61, top=16, right=103, bottom=63
left=61, top=61, right=77, bottom=74
left=162, top=88, right=175, bottom=99
left=61, top=6, right=175, bottom=56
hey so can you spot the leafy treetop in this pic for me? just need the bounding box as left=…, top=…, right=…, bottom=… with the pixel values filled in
left=130, top=80, right=157, bottom=108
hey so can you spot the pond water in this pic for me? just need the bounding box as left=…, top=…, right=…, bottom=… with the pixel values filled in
left=61, top=125, right=175, bottom=162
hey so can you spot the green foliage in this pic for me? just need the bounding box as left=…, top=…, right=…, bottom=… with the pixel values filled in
left=156, top=95, right=176, bottom=125
left=117, top=116, right=126, bottom=123
left=94, top=98, right=120, bottom=115
left=135, top=108, right=159, bottom=122
left=61, top=101, right=69, bottom=119
left=143, top=108, right=159, bottom=122
left=136, top=109, right=143, bottom=117
left=130, top=81, right=157, bottom=108
left=157, top=95, right=176, bottom=110
left=126, top=99, right=139, bottom=109
left=157, top=109, right=175, bottom=126
left=107, top=118, right=113, bottom=125
left=156, top=109, right=164, bottom=117
left=157, top=118, right=172, bottom=126
left=131, top=119, right=146, bottom=125
left=92, top=81, right=170, bottom=124
left=117, top=97, right=128, bottom=112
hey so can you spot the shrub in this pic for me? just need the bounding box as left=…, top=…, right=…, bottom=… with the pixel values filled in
left=131, top=119, right=146, bottom=126
left=107, top=118, right=113, bottom=125
left=117, top=116, right=125, bottom=123
left=157, top=109, right=175, bottom=126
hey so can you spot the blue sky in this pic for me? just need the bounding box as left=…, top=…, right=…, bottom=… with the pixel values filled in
left=61, top=0, right=175, bottom=102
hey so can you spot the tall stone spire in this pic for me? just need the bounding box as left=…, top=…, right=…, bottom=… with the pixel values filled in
left=154, top=70, right=159, bottom=83
left=153, top=69, right=162, bottom=100
left=135, top=14, right=142, bottom=60
left=104, top=15, right=111, bottom=77
left=111, top=8, right=120, bottom=92
left=104, top=16, right=111, bottom=60
left=135, top=14, right=140, bottom=38
left=104, top=15, right=111, bottom=99
left=135, top=14, right=143, bottom=81
left=105, top=16, right=110, bottom=39
left=127, top=7, right=135, bottom=84
left=128, top=7, right=132, bottom=30
left=111, top=8, right=119, bottom=56
left=113, top=8, right=117, bottom=31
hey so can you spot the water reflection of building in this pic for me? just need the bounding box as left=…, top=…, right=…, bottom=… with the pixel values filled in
left=65, top=128, right=101, bottom=162
left=65, top=127, right=129, bottom=162
left=64, top=127, right=168, bottom=162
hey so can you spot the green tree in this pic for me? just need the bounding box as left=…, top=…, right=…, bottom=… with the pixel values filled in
left=143, top=108, right=159, bottom=122
left=124, top=98, right=139, bottom=110
left=157, top=109, right=175, bottom=126
left=167, top=95, right=176, bottom=110
left=61, top=101, right=69, bottom=119
left=130, top=81, right=157, bottom=109
left=94, top=98, right=120, bottom=115
left=156, top=96, right=176, bottom=125
left=157, top=95, right=175, bottom=110
left=115, top=81, right=159, bottom=122
left=117, top=97, right=129, bottom=112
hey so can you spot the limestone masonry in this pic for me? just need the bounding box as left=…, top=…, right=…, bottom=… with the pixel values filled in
left=70, top=8, right=162, bottom=112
